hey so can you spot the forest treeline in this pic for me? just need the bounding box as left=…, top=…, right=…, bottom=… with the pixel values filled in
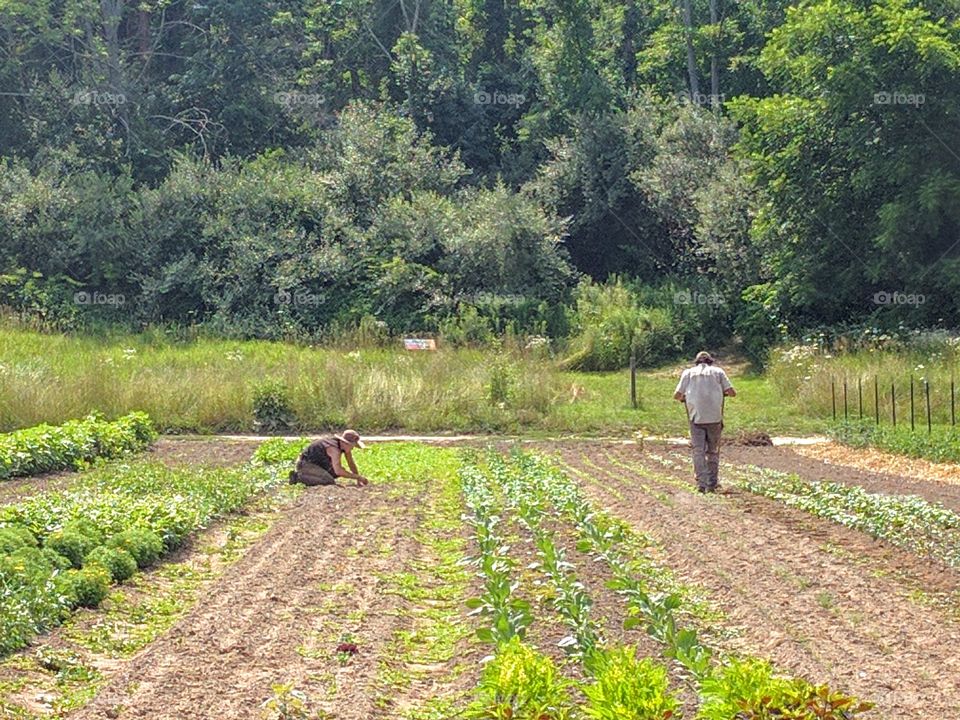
left=0, top=0, right=958, bottom=363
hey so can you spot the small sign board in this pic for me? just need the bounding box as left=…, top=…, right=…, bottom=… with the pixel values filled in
left=403, top=338, right=437, bottom=351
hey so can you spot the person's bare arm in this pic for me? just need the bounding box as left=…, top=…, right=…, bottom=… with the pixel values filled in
left=724, top=387, right=737, bottom=397
left=674, top=391, right=685, bottom=402
left=329, top=448, right=369, bottom=486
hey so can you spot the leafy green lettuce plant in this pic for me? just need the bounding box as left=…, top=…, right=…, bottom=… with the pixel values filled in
left=470, top=636, right=576, bottom=720
left=582, top=645, right=679, bottom=720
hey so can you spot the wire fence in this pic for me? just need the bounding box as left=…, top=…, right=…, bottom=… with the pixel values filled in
left=831, top=375, right=957, bottom=433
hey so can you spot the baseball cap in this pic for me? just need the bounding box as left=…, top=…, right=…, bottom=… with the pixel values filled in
left=336, top=429, right=366, bottom=448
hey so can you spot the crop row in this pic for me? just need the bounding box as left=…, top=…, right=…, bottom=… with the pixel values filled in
left=0, top=458, right=282, bottom=655
left=646, top=451, right=960, bottom=568
left=461, top=454, right=681, bottom=720
left=463, top=451, right=874, bottom=720
left=732, top=464, right=960, bottom=567
left=0, top=412, right=156, bottom=481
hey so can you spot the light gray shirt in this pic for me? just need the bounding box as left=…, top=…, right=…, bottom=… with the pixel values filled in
left=675, top=364, right=734, bottom=424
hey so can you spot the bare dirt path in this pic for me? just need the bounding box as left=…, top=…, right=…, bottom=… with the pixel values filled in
left=554, top=444, right=960, bottom=720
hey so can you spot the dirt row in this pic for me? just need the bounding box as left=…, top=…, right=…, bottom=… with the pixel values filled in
left=550, top=441, right=960, bottom=720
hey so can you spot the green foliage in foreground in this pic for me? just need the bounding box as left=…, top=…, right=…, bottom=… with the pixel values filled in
left=829, top=422, right=960, bottom=464
left=0, top=459, right=282, bottom=656
left=582, top=647, right=679, bottom=720
left=472, top=637, right=576, bottom=720
left=698, top=658, right=873, bottom=720
left=0, top=412, right=156, bottom=480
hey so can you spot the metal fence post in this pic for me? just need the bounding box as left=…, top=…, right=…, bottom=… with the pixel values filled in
left=874, top=375, right=880, bottom=426
left=910, top=376, right=915, bottom=432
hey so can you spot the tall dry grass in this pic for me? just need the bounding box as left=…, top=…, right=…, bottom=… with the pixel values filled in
left=0, top=326, right=563, bottom=433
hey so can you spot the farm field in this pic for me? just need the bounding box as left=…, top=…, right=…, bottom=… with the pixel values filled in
left=1, top=435, right=958, bottom=719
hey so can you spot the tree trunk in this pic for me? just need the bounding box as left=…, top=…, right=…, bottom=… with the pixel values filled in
left=709, top=0, right=719, bottom=107
left=623, top=0, right=638, bottom=89
left=681, top=0, right=700, bottom=101
left=138, top=8, right=151, bottom=59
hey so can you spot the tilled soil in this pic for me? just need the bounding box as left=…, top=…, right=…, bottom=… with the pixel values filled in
left=554, top=443, right=960, bottom=720
left=71, top=480, right=478, bottom=720
left=146, top=437, right=262, bottom=468
left=0, top=469, right=75, bottom=506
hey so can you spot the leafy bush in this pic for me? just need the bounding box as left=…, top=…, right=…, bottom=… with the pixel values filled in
left=438, top=305, right=496, bottom=347
left=0, top=412, right=156, bottom=481
left=562, top=278, right=681, bottom=371
left=252, top=380, right=297, bottom=432
left=84, top=546, right=138, bottom=582
left=582, top=646, right=679, bottom=720
left=470, top=636, right=574, bottom=720
left=44, top=529, right=98, bottom=569
left=64, top=565, right=112, bottom=608
left=0, top=525, right=37, bottom=554
left=697, top=658, right=872, bottom=720
left=107, top=529, right=165, bottom=569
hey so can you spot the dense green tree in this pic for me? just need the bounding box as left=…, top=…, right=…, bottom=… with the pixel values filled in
left=731, top=0, right=960, bottom=327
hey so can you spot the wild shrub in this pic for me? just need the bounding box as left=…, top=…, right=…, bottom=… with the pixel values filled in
left=251, top=379, right=297, bottom=432
left=562, top=278, right=681, bottom=371
left=439, top=304, right=495, bottom=347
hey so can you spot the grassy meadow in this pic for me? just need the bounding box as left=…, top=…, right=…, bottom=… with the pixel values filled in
left=4, top=323, right=959, bottom=446
left=0, top=324, right=820, bottom=437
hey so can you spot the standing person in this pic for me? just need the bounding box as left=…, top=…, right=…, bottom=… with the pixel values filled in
left=289, top=430, right=370, bottom=487
left=673, top=352, right=736, bottom=493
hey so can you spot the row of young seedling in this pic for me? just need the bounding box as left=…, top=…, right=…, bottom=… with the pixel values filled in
left=644, top=450, right=960, bottom=569
left=461, top=449, right=875, bottom=720
left=461, top=456, right=677, bottom=719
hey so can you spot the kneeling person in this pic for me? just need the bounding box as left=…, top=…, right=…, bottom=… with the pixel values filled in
left=290, top=430, right=370, bottom=487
